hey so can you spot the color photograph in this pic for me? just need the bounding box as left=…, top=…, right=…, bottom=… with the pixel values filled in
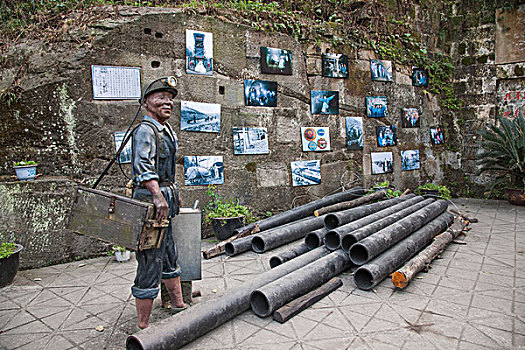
left=412, top=68, right=429, bottom=87
left=370, top=59, right=393, bottom=82
left=244, top=79, right=278, bottom=107
left=401, top=150, right=420, bottom=171
left=291, top=160, right=321, bottom=186
left=402, top=108, right=420, bottom=128
left=233, top=127, right=269, bottom=155
left=184, top=156, right=224, bottom=186
left=113, top=131, right=132, bottom=164
left=181, top=101, right=220, bottom=133
left=376, top=126, right=397, bottom=147
left=366, top=96, right=388, bottom=118
left=345, top=117, right=364, bottom=150
left=371, top=152, right=393, bottom=174
left=260, top=47, right=292, bottom=75
left=430, top=126, right=445, bottom=145
left=186, top=30, right=213, bottom=76
left=322, top=53, right=349, bottom=78
left=301, top=127, right=331, bottom=152
left=311, top=90, right=339, bottom=115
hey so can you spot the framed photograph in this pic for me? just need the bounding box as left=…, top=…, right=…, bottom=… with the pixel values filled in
left=402, top=108, right=420, bottom=128
left=186, top=30, right=213, bottom=76
left=311, top=90, right=339, bottom=115
left=181, top=101, right=221, bottom=133
left=322, top=53, right=349, bottom=78
left=370, top=59, right=393, bottom=82
left=366, top=96, right=388, bottom=118
left=371, top=152, right=393, bottom=175
left=345, top=117, right=364, bottom=150
left=291, top=160, right=321, bottom=187
left=260, top=47, right=292, bottom=75
left=244, top=79, right=278, bottom=107
left=184, top=156, right=224, bottom=186
left=430, top=126, right=445, bottom=145
left=412, top=68, right=429, bottom=87
left=301, top=127, right=331, bottom=152
left=401, top=150, right=420, bottom=171
left=376, top=126, right=397, bottom=147
left=113, top=131, right=132, bottom=164
left=233, top=127, right=269, bottom=155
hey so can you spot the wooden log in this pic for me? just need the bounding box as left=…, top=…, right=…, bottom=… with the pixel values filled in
left=313, top=190, right=386, bottom=217
left=449, top=208, right=479, bottom=223
left=391, top=216, right=468, bottom=289
left=272, top=277, right=343, bottom=323
left=202, top=223, right=260, bottom=259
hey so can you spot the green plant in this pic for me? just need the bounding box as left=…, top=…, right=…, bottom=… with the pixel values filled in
left=203, top=185, right=255, bottom=224
left=367, top=180, right=403, bottom=198
left=476, top=115, right=525, bottom=192
left=14, top=160, right=38, bottom=166
left=0, top=243, right=17, bottom=259
left=415, top=183, right=452, bottom=200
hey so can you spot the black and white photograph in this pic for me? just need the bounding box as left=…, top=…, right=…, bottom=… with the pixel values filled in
left=181, top=101, right=220, bottom=133
left=322, top=53, right=349, bottom=78
left=345, top=117, right=364, bottom=150
left=370, top=59, right=393, bottom=82
left=430, top=126, right=445, bottom=145
left=311, top=90, right=339, bottom=115
left=301, top=127, right=331, bottom=152
left=376, top=126, right=397, bottom=147
left=233, top=127, right=269, bottom=155
left=184, top=156, right=224, bottom=186
left=402, top=108, right=421, bottom=128
left=186, top=29, right=213, bottom=76
left=412, top=68, right=429, bottom=87
left=366, top=96, right=388, bottom=118
left=371, top=152, right=393, bottom=175
left=113, top=131, right=132, bottom=164
left=401, top=150, right=420, bottom=171
left=244, top=79, right=278, bottom=107
left=260, top=47, right=292, bottom=75
left=291, top=160, right=321, bottom=187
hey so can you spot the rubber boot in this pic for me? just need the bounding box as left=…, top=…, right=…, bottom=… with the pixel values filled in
left=163, top=276, right=186, bottom=308
left=135, top=298, right=154, bottom=329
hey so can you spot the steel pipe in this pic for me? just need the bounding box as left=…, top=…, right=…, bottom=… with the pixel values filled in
left=338, top=197, right=432, bottom=252
left=325, top=196, right=426, bottom=250
left=304, top=228, right=328, bottom=249
left=126, top=247, right=331, bottom=350
left=324, top=194, right=415, bottom=230
left=349, top=200, right=448, bottom=265
left=353, top=212, right=454, bottom=290
left=250, top=250, right=351, bottom=317
left=269, top=242, right=310, bottom=268
left=224, top=236, right=253, bottom=256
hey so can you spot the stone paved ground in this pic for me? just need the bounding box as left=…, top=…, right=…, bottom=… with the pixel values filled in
left=0, top=198, right=523, bottom=350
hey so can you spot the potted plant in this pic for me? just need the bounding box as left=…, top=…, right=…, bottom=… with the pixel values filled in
left=477, top=115, right=525, bottom=205
left=367, top=180, right=403, bottom=198
left=13, top=160, right=38, bottom=181
left=415, top=183, right=451, bottom=200
left=203, top=185, right=255, bottom=241
left=112, top=245, right=131, bottom=262
left=0, top=242, right=23, bottom=287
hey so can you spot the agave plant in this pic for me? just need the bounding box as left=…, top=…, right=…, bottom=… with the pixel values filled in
left=476, top=115, right=525, bottom=192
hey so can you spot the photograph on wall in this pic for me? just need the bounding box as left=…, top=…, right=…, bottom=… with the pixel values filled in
left=402, top=108, right=421, bottom=128
left=301, top=127, right=331, bottom=152
left=345, top=117, right=364, bottom=150
left=366, top=96, right=388, bottom=118
left=186, top=29, right=213, bottom=76
left=311, top=90, right=339, bottom=115
left=401, top=150, right=420, bottom=171
left=291, top=160, right=321, bottom=187
left=181, top=101, right=220, bottom=133
left=412, top=68, right=429, bottom=87
left=430, top=126, right=445, bottom=145
left=376, top=126, right=397, bottom=147
left=244, top=79, right=278, bottom=107
left=260, top=47, right=292, bottom=75
left=184, top=156, right=224, bottom=186
left=233, top=127, right=269, bottom=155
left=371, top=152, right=393, bottom=175
left=370, top=59, right=393, bottom=82
left=113, top=131, right=132, bottom=164
left=322, top=53, right=349, bottom=78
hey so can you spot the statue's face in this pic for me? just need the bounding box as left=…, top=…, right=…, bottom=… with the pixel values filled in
left=144, top=91, right=175, bottom=124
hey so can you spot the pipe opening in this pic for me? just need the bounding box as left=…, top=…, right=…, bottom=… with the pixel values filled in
left=324, top=214, right=340, bottom=230
left=224, top=242, right=235, bottom=256
left=269, top=256, right=282, bottom=268
left=126, top=337, right=144, bottom=350
left=305, top=233, right=320, bottom=249
left=341, top=235, right=357, bottom=252
left=349, top=243, right=368, bottom=265
left=250, top=291, right=270, bottom=317
left=354, top=268, right=374, bottom=290
left=324, top=231, right=340, bottom=250
left=251, top=236, right=265, bottom=253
